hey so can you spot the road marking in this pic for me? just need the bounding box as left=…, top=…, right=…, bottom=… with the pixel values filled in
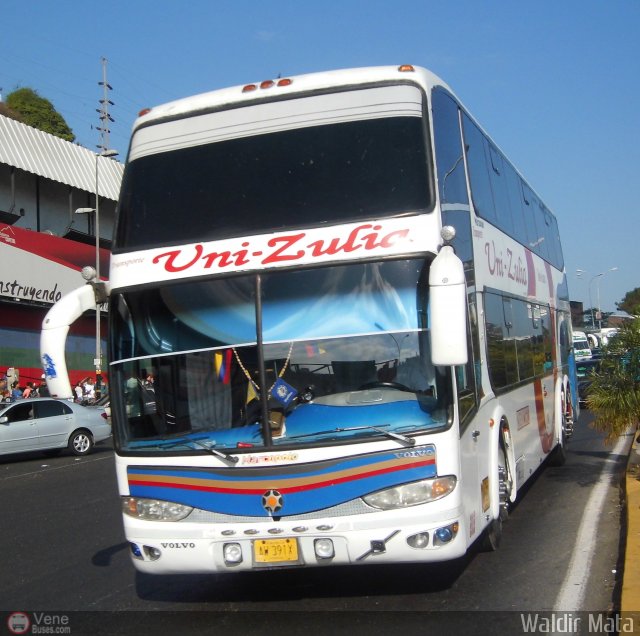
left=0, top=453, right=114, bottom=481
left=553, top=432, right=631, bottom=611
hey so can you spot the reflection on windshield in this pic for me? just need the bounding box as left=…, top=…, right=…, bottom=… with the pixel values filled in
left=110, top=259, right=453, bottom=452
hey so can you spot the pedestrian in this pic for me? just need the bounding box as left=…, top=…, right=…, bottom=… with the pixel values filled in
left=74, top=382, right=83, bottom=403
left=38, top=375, right=50, bottom=397
left=11, top=382, right=22, bottom=401
left=22, top=382, right=34, bottom=398
left=84, top=379, right=96, bottom=403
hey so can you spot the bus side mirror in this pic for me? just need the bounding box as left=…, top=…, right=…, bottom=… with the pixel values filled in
left=429, top=245, right=468, bottom=366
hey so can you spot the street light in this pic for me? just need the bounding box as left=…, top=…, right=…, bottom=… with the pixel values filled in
left=75, top=148, right=118, bottom=397
left=576, top=267, right=618, bottom=329
left=595, top=267, right=618, bottom=329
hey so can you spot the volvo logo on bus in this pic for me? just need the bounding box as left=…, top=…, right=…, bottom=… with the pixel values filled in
left=262, top=489, right=284, bottom=514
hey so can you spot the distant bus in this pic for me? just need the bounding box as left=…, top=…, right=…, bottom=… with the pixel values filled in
left=42, top=65, right=576, bottom=575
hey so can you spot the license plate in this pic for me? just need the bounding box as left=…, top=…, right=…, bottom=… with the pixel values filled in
left=253, top=538, right=299, bottom=564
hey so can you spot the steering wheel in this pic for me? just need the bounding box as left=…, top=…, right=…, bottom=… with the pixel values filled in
left=357, top=381, right=413, bottom=393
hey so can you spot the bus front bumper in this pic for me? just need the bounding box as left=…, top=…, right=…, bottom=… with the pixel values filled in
left=125, top=513, right=467, bottom=574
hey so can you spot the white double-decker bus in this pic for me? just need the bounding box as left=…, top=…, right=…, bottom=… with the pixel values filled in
left=41, top=65, right=576, bottom=574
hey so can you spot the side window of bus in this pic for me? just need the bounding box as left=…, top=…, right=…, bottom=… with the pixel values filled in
left=530, top=192, right=550, bottom=262
left=462, top=113, right=497, bottom=225
left=531, top=305, right=553, bottom=375
left=487, top=143, right=514, bottom=237
left=543, top=206, right=562, bottom=268
left=431, top=89, right=474, bottom=287
left=505, top=165, right=527, bottom=247
left=485, top=293, right=553, bottom=391
left=558, top=313, right=571, bottom=365
left=431, top=89, right=468, bottom=206
left=520, top=182, right=541, bottom=255
left=485, top=292, right=510, bottom=390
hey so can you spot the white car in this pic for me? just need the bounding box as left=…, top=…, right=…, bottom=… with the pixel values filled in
left=0, top=397, right=111, bottom=458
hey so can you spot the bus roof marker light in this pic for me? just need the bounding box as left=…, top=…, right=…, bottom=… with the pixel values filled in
left=277, top=78, right=293, bottom=87
left=260, top=80, right=275, bottom=89
left=138, top=108, right=152, bottom=117
left=242, top=84, right=258, bottom=93
left=398, top=64, right=415, bottom=73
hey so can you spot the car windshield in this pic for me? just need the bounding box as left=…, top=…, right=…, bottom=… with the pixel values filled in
left=109, top=258, right=453, bottom=454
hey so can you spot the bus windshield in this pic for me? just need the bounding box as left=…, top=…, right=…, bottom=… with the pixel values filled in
left=115, top=87, right=433, bottom=251
left=109, top=258, right=453, bottom=453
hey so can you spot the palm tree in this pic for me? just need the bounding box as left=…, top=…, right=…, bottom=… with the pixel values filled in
left=588, top=318, right=640, bottom=443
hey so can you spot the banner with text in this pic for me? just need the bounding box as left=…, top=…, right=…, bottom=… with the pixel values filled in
left=0, top=224, right=110, bottom=306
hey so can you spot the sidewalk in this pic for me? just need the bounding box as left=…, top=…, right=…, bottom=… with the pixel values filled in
left=622, top=434, right=640, bottom=620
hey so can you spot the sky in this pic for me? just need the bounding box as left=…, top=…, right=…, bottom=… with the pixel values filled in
left=1, top=0, right=638, bottom=314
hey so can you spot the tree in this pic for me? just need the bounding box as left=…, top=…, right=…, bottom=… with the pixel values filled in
left=0, top=101, right=24, bottom=122
left=5, top=87, right=75, bottom=142
left=588, top=317, right=640, bottom=442
left=618, top=288, right=640, bottom=317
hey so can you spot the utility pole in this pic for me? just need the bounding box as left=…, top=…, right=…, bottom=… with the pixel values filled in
left=94, top=58, right=116, bottom=398
left=96, top=57, right=115, bottom=154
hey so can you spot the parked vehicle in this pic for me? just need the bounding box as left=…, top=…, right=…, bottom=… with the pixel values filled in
left=93, top=394, right=111, bottom=424
left=576, top=359, right=601, bottom=406
left=0, top=397, right=111, bottom=458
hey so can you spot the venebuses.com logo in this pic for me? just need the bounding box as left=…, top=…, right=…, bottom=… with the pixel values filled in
left=6, top=612, right=71, bottom=634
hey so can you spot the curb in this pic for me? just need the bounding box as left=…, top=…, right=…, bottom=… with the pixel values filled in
left=622, top=434, right=640, bottom=617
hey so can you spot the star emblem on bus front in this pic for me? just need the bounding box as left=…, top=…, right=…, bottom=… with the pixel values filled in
left=262, top=489, right=283, bottom=514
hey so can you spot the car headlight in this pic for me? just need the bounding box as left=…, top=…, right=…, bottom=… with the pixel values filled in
left=362, top=476, right=457, bottom=510
left=122, top=496, right=193, bottom=521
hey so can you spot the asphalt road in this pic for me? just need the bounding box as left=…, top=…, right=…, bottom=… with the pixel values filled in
left=0, top=410, right=629, bottom=635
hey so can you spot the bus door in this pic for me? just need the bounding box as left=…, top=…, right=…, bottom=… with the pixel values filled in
left=456, top=296, right=483, bottom=539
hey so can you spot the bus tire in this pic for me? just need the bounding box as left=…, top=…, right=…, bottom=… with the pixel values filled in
left=547, top=438, right=567, bottom=466
left=68, top=429, right=94, bottom=456
left=547, top=396, right=568, bottom=467
left=480, top=517, right=503, bottom=552
left=479, top=445, right=509, bottom=552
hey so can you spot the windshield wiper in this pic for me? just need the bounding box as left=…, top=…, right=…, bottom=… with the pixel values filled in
left=289, top=424, right=415, bottom=447
left=135, top=438, right=239, bottom=464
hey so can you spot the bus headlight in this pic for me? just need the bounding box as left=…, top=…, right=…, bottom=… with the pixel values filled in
left=122, top=496, right=193, bottom=521
left=362, top=476, right=457, bottom=510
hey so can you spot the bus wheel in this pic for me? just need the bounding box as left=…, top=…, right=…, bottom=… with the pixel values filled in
left=547, top=433, right=567, bottom=466
left=480, top=446, right=509, bottom=552
left=547, top=397, right=568, bottom=467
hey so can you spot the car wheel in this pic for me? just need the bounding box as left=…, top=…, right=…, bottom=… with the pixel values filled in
left=68, top=430, right=94, bottom=456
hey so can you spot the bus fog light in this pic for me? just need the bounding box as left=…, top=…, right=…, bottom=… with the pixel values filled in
left=143, top=545, right=162, bottom=561
left=362, top=476, right=457, bottom=510
left=223, top=542, right=243, bottom=564
left=433, top=522, right=459, bottom=546
left=407, top=532, right=430, bottom=549
left=314, top=538, right=335, bottom=559
left=130, top=542, right=143, bottom=559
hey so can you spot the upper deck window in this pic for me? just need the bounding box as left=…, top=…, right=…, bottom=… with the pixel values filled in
left=115, top=85, right=433, bottom=252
